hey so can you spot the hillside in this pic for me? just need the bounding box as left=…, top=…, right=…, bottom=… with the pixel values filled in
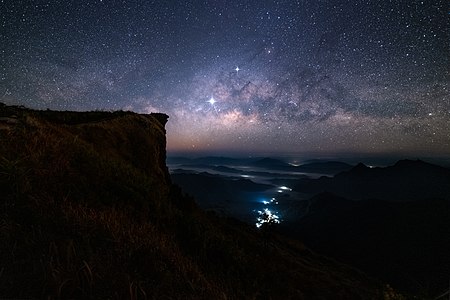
left=285, top=160, right=450, bottom=296
left=0, top=104, right=391, bottom=299
left=283, top=193, right=449, bottom=296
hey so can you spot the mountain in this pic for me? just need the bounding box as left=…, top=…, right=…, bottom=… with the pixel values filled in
left=0, top=103, right=387, bottom=299
left=296, top=161, right=353, bottom=174
left=294, top=159, right=450, bottom=201
left=169, top=156, right=354, bottom=176
left=166, top=156, right=194, bottom=164
left=168, top=156, right=253, bottom=166
left=251, top=157, right=289, bottom=168
left=173, top=164, right=309, bottom=179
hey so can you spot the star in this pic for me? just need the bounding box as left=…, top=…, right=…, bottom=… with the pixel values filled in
left=208, top=97, right=216, bottom=105
left=1, top=0, right=447, bottom=155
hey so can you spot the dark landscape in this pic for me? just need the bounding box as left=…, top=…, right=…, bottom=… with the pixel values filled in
left=1, top=104, right=449, bottom=299
left=1, top=104, right=397, bottom=299
left=170, top=153, right=450, bottom=298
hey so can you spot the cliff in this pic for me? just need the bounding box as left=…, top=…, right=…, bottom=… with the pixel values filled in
left=0, top=104, right=392, bottom=299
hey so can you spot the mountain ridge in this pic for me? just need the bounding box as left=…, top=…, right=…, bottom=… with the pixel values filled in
left=283, top=192, right=449, bottom=296
left=294, top=158, right=450, bottom=201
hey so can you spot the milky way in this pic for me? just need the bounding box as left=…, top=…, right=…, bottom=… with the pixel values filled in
left=1, top=1, right=449, bottom=156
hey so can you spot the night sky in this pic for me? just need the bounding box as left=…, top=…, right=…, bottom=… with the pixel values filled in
left=1, top=1, right=449, bottom=156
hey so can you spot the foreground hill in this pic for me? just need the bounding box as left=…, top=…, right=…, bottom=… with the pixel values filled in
left=0, top=104, right=389, bottom=299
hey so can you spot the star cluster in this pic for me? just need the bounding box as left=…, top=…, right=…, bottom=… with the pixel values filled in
left=1, top=1, right=449, bottom=156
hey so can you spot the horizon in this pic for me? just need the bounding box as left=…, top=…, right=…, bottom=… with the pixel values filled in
left=166, top=150, right=450, bottom=167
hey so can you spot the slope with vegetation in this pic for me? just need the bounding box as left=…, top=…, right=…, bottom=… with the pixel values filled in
left=0, top=103, right=394, bottom=299
left=284, top=161, right=450, bottom=297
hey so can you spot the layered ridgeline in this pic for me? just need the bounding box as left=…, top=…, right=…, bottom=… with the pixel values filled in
left=0, top=103, right=396, bottom=299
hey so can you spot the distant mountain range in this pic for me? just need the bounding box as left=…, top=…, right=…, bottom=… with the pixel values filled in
left=170, top=156, right=450, bottom=297
left=167, top=156, right=244, bottom=165
left=168, top=156, right=354, bottom=175
left=293, top=159, right=450, bottom=201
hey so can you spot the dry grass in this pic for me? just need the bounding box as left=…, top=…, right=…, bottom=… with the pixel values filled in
left=0, top=104, right=396, bottom=299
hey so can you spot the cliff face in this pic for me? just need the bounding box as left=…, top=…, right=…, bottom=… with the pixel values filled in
left=1, top=106, right=171, bottom=209
left=0, top=104, right=391, bottom=299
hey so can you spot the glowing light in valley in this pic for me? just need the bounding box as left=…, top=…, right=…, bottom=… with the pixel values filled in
left=255, top=208, right=280, bottom=228
left=262, top=200, right=270, bottom=205
left=279, top=186, right=292, bottom=191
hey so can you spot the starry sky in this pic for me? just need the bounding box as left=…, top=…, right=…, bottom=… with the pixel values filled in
left=1, top=0, right=449, bottom=157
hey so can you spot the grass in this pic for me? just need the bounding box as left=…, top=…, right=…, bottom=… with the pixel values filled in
left=0, top=103, right=396, bottom=299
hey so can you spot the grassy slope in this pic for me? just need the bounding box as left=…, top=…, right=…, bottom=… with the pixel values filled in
left=0, top=104, right=393, bottom=299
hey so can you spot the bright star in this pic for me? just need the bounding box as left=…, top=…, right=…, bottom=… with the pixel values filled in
left=235, top=66, right=240, bottom=72
left=208, top=97, right=216, bottom=105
